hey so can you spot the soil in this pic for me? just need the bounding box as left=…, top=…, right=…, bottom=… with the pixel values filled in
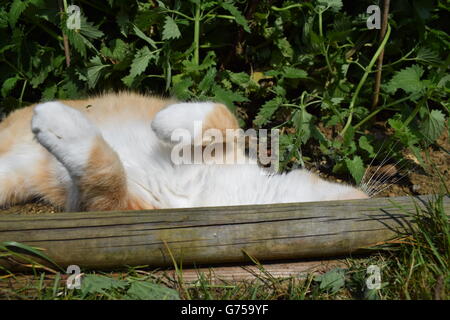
left=309, top=124, right=449, bottom=198
left=1, top=126, right=448, bottom=216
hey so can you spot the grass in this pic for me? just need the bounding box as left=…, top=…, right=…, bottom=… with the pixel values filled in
left=0, top=195, right=448, bottom=300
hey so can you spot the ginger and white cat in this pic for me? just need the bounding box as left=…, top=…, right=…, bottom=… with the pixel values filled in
left=0, top=92, right=368, bottom=212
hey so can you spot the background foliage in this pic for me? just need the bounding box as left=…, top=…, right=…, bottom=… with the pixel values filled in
left=0, top=0, right=448, bottom=182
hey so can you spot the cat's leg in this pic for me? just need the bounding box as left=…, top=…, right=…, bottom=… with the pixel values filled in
left=0, top=106, right=67, bottom=208
left=31, top=101, right=142, bottom=211
left=151, top=102, right=245, bottom=164
left=0, top=153, right=37, bottom=207
left=151, top=102, right=240, bottom=145
left=0, top=149, right=72, bottom=209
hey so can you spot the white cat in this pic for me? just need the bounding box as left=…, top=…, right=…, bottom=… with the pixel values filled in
left=0, top=92, right=368, bottom=212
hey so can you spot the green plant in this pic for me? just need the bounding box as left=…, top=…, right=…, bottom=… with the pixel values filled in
left=383, top=195, right=450, bottom=299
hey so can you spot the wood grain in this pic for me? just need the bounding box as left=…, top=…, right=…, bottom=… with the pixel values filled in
left=159, top=260, right=347, bottom=283
left=0, top=195, right=448, bottom=270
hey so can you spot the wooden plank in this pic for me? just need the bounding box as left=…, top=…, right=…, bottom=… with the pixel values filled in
left=0, top=260, right=346, bottom=290
left=158, top=260, right=347, bottom=283
left=0, top=195, right=448, bottom=270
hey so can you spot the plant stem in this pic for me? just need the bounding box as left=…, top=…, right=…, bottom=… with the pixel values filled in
left=381, top=48, right=415, bottom=69
left=193, top=3, right=201, bottom=66
left=353, top=95, right=413, bottom=130
left=318, top=10, right=324, bottom=38
left=371, top=0, right=391, bottom=109
left=403, top=98, right=425, bottom=127
left=19, top=80, right=27, bottom=108
left=340, top=24, right=391, bottom=137
left=204, top=14, right=236, bottom=20
left=164, top=9, right=194, bottom=21
left=25, top=15, right=63, bottom=41
left=271, top=4, right=308, bottom=11
left=318, top=10, right=333, bottom=75
left=58, top=0, right=71, bottom=67
left=3, top=60, right=28, bottom=80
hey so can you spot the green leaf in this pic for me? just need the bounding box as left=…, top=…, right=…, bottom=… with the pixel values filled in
left=81, top=274, right=128, bottom=297
left=102, top=39, right=129, bottom=62
left=66, top=30, right=88, bottom=57
left=1, top=76, right=19, bottom=97
left=0, top=7, right=8, bottom=28
left=388, top=116, right=420, bottom=146
left=42, top=84, right=57, bottom=100
left=65, top=15, right=102, bottom=57
left=343, top=125, right=355, bottom=149
left=415, top=47, right=440, bottom=64
left=227, top=71, right=250, bottom=85
left=78, top=15, right=104, bottom=39
left=116, top=9, right=130, bottom=37
left=220, top=1, right=250, bottom=32
left=126, top=281, right=180, bottom=300
left=171, top=76, right=193, bottom=100
left=419, top=109, right=446, bottom=144
left=212, top=85, right=248, bottom=111
left=292, top=108, right=313, bottom=143
left=264, top=70, right=281, bottom=77
left=345, top=156, right=365, bottom=184
left=30, top=65, right=52, bottom=88
left=86, top=56, right=109, bottom=88
left=318, top=0, right=343, bottom=12
left=133, top=24, right=157, bottom=49
left=409, top=144, right=426, bottom=167
left=8, top=0, right=28, bottom=27
left=162, top=16, right=181, bottom=40
left=254, top=97, right=283, bottom=126
left=281, top=67, right=308, bottom=79
left=226, top=71, right=258, bottom=90
left=359, top=136, right=375, bottom=157
left=87, top=65, right=108, bottom=88
left=275, top=37, right=293, bottom=59
left=198, top=68, right=217, bottom=92
left=314, top=268, right=346, bottom=294
left=385, top=64, right=426, bottom=95
left=437, top=74, right=450, bottom=88
left=182, top=51, right=216, bottom=73
left=365, top=288, right=381, bottom=300
left=129, top=46, right=154, bottom=78
left=1, top=241, right=61, bottom=271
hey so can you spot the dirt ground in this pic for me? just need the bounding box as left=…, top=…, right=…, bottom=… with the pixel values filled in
left=310, top=126, right=449, bottom=198
left=1, top=126, right=448, bottom=216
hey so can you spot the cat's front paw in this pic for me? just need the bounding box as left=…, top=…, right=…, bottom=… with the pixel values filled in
left=31, top=102, right=99, bottom=170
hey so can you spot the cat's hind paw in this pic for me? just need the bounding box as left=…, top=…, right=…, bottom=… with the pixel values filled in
left=31, top=101, right=100, bottom=173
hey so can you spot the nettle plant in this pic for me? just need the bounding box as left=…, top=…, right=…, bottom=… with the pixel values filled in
left=0, top=0, right=448, bottom=183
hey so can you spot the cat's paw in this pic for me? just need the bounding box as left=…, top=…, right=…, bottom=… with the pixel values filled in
left=151, top=102, right=216, bottom=144
left=31, top=102, right=99, bottom=170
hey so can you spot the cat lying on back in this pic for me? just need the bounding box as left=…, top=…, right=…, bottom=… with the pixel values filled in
left=0, top=92, right=368, bottom=212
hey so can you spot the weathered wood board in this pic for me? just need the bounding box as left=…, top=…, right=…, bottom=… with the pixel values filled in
left=0, top=195, right=448, bottom=270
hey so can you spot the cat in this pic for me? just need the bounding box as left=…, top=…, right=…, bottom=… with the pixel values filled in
left=0, top=92, right=368, bottom=212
